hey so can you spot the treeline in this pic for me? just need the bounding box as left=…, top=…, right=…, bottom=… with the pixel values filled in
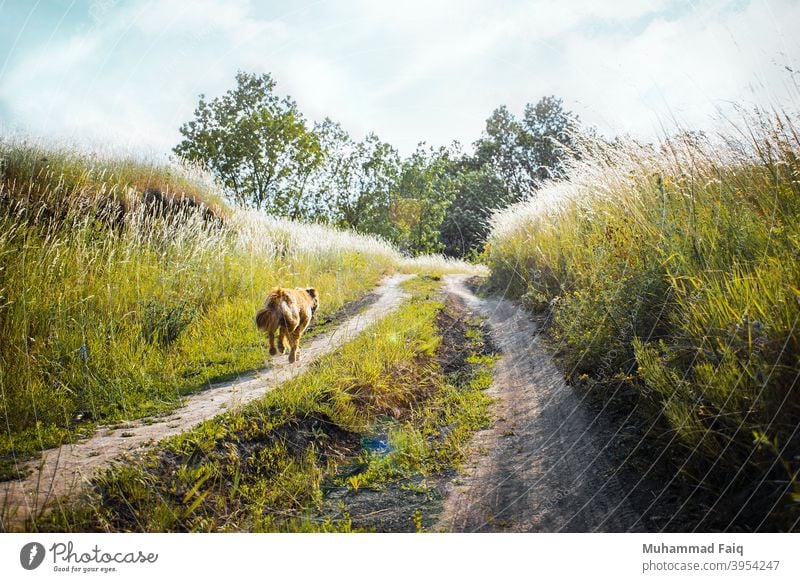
left=174, top=71, right=582, bottom=258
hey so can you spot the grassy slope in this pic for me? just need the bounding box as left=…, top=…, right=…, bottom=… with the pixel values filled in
left=33, top=275, right=496, bottom=532
left=0, top=141, right=399, bottom=475
left=485, top=113, right=800, bottom=531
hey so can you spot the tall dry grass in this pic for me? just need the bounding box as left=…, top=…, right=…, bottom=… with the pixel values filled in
left=486, top=109, right=800, bottom=530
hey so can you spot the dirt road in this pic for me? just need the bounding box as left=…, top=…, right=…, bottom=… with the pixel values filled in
left=1, top=274, right=413, bottom=531
left=437, top=274, right=641, bottom=532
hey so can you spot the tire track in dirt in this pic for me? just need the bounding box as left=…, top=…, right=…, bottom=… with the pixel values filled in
left=1, top=273, right=414, bottom=531
left=437, top=274, right=642, bottom=532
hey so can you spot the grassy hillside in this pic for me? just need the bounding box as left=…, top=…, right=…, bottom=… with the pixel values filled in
left=485, top=111, right=800, bottom=530
left=0, top=140, right=406, bottom=473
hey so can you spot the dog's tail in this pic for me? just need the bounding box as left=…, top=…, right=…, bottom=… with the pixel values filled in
left=255, top=307, right=271, bottom=331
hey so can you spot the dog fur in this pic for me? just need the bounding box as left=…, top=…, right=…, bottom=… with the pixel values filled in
left=255, top=287, right=319, bottom=363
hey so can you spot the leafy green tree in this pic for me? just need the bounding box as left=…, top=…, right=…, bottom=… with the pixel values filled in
left=320, top=131, right=400, bottom=238
left=295, top=117, right=350, bottom=222
left=473, top=105, right=529, bottom=200
left=436, top=96, right=583, bottom=258
left=174, top=72, right=322, bottom=215
left=440, top=165, right=509, bottom=258
left=519, top=95, right=580, bottom=183
left=393, top=145, right=458, bottom=255
left=472, top=96, right=580, bottom=201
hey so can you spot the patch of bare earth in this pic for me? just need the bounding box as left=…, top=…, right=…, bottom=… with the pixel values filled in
left=437, top=274, right=643, bottom=532
left=0, top=274, right=413, bottom=531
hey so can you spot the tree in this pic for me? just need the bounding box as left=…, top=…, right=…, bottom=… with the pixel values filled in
left=519, top=96, right=580, bottom=183
left=439, top=97, right=582, bottom=258
left=472, top=96, right=581, bottom=201
left=393, top=144, right=458, bottom=255
left=440, top=165, right=509, bottom=258
left=322, top=132, right=400, bottom=238
left=295, top=117, right=350, bottom=222
left=473, top=105, right=529, bottom=201
left=174, top=72, right=322, bottom=214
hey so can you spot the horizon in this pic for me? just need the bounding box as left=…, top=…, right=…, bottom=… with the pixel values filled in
left=1, top=0, right=799, bottom=159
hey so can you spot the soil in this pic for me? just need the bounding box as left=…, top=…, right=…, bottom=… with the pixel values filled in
left=0, top=273, right=413, bottom=531
left=324, top=478, right=449, bottom=532
left=436, top=274, right=644, bottom=532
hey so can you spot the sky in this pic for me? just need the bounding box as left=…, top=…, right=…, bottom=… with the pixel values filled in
left=1, top=0, right=799, bottom=157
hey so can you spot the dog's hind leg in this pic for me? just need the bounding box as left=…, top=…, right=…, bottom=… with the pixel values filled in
left=288, top=330, right=301, bottom=363
left=268, top=327, right=278, bottom=356
left=279, top=328, right=290, bottom=354
left=288, top=320, right=310, bottom=364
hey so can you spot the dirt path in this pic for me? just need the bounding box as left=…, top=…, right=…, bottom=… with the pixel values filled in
left=437, top=275, right=641, bottom=532
left=1, top=273, right=413, bottom=531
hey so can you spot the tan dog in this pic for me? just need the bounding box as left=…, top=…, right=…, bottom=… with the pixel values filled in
left=255, top=287, right=319, bottom=363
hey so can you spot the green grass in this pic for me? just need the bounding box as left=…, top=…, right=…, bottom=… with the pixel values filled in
left=398, top=255, right=488, bottom=277
left=0, top=140, right=400, bottom=478
left=485, top=111, right=800, bottom=530
left=31, top=274, right=495, bottom=532
left=343, top=273, right=495, bottom=491
left=343, top=351, right=495, bottom=493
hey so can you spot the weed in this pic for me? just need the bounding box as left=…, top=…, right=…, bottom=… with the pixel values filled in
left=140, top=299, right=197, bottom=347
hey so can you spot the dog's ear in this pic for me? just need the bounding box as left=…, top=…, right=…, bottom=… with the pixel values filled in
left=306, top=288, right=318, bottom=299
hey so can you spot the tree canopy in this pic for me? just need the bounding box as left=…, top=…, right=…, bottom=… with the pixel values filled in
left=473, top=96, right=580, bottom=202
left=174, top=72, right=322, bottom=215
left=174, top=72, right=586, bottom=258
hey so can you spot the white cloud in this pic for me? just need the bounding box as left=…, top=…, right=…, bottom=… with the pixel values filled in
left=552, top=0, right=800, bottom=136
left=0, top=0, right=798, bottom=157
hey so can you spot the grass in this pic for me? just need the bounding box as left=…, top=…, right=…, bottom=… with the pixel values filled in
left=31, top=273, right=496, bottom=532
left=0, top=139, right=401, bottom=479
left=485, top=110, right=800, bottom=531
left=398, top=254, right=488, bottom=277
left=326, top=274, right=495, bottom=497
